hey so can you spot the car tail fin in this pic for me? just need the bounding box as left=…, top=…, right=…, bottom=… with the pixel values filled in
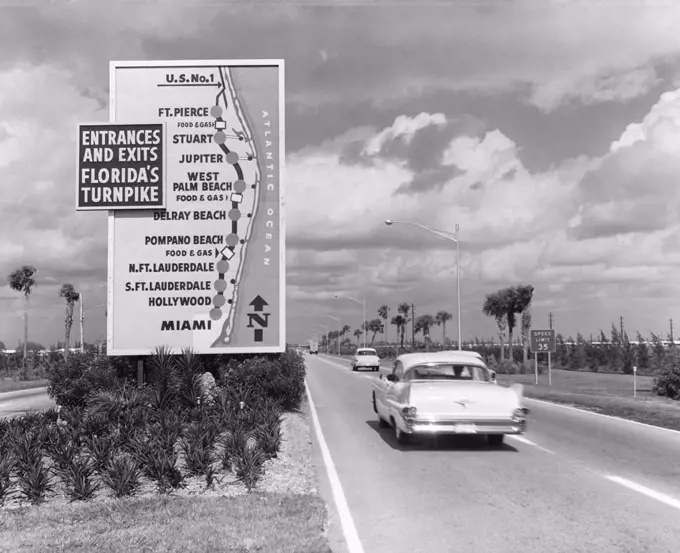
left=510, top=383, right=524, bottom=399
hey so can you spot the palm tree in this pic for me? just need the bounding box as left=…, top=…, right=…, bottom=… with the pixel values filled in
left=378, top=305, right=390, bottom=344
left=482, top=285, right=534, bottom=364
left=59, top=283, right=80, bottom=362
left=435, top=310, right=453, bottom=345
left=506, top=285, right=534, bottom=363
left=353, top=328, right=362, bottom=345
left=367, top=318, right=383, bottom=345
left=391, top=315, right=407, bottom=351
left=483, top=291, right=508, bottom=362
left=397, top=302, right=411, bottom=349
left=415, top=314, right=436, bottom=350
left=520, top=309, right=532, bottom=363
left=8, top=265, right=37, bottom=376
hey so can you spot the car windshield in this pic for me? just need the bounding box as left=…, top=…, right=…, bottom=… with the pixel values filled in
left=357, top=350, right=377, bottom=356
left=406, top=363, right=490, bottom=382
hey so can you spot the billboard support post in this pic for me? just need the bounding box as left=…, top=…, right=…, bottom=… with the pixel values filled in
left=91, top=59, right=285, bottom=356
left=137, top=357, right=144, bottom=387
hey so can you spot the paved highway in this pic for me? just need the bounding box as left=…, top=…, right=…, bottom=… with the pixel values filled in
left=0, top=387, right=54, bottom=419
left=306, top=353, right=680, bottom=553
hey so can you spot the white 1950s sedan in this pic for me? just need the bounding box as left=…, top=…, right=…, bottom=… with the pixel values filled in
left=351, top=347, right=381, bottom=372
left=371, top=350, right=529, bottom=447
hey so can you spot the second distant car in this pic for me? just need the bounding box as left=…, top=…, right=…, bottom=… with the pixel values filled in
left=351, top=347, right=381, bottom=372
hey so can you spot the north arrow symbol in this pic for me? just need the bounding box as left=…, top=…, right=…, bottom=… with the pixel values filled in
left=249, top=295, right=268, bottom=312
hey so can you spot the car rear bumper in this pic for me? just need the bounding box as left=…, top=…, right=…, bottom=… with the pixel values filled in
left=405, top=418, right=527, bottom=435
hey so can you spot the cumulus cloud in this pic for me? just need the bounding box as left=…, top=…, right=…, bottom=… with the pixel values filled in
left=287, top=88, right=680, bottom=340
left=3, top=3, right=680, bottom=345
left=0, top=63, right=108, bottom=346
left=570, top=87, right=680, bottom=241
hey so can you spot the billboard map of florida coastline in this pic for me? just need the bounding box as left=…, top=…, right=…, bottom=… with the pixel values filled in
left=107, top=60, right=285, bottom=355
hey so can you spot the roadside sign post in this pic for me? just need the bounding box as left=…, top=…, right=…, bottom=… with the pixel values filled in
left=530, top=330, right=556, bottom=386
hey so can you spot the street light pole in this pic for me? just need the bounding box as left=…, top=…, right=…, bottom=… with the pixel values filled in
left=335, top=295, right=367, bottom=349
left=455, top=223, right=461, bottom=351
left=385, top=219, right=462, bottom=351
left=324, top=315, right=340, bottom=354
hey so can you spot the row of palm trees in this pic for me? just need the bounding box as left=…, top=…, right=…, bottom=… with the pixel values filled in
left=317, top=287, right=535, bottom=358
left=318, top=303, right=455, bottom=350
left=7, top=264, right=81, bottom=376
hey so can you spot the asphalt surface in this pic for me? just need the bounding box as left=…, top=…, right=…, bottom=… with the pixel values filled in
left=306, top=353, right=680, bottom=553
left=0, top=387, right=54, bottom=419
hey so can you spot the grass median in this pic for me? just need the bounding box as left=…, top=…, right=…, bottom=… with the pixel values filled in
left=0, top=378, right=48, bottom=394
left=321, top=353, right=680, bottom=431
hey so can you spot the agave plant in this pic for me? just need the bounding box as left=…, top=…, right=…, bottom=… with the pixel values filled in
left=175, top=348, right=204, bottom=408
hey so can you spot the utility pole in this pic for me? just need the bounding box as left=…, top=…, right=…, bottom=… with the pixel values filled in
left=620, top=316, right=624, bottom=343
left=549, top=312, right=553, bottom=330
left=411, top=303, right=416, bottom=348
left=670, top=318, right=674, bottom=344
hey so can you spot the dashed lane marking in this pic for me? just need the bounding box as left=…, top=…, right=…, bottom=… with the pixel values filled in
left=604, top=475, right=680, bottom=511
left=506, top=435, right=556, bottom=454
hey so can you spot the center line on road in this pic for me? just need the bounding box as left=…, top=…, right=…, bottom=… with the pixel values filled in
left=304, top=380, right=365, bottom=553
left=604, top=476, right=680, bottom=511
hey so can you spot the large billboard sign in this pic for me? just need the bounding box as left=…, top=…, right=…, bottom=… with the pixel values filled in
left=107, top=60, right=285, bottom=355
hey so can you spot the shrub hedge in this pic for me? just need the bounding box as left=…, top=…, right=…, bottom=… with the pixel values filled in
left=0, top=346, right=307, bottom=507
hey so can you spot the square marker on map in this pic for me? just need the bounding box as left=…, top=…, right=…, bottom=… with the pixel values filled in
left=215, top=121, right=227, bottom=130
left=230, top=192, right=243, bottom=203
left=221, top=247, right=235, bottom=260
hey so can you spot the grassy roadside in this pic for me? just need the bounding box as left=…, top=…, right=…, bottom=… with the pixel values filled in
left=0, top=378, right=48, bottom=394
left=499, top=371, right=680, bottom=431
left=321, top=353, right=680, bottom=431
left=0, top=493, right=331, bottom=553
left=0, top=398, right=331, bottom=552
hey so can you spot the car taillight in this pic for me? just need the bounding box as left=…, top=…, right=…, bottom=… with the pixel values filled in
left=402, top=406, right=417, bottom=420
left=512, top=408, right=525, bottom=421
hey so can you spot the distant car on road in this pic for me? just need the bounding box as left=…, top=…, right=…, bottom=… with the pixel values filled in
left=371, top=350, right=528, bottom=447
left=309, top=342, right=319, bottom=355
left=351, top=347, right=381, bottom=372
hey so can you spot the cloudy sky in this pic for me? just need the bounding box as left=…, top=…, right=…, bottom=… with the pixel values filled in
left=2, top=0, right=680, bottom=349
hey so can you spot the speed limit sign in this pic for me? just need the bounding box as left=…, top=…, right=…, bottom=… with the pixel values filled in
left=530, top=330, right=556, bottom=354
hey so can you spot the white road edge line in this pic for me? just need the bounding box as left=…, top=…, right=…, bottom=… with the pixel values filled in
left=605, top=476, right=680, bottom=511
left=506, top=435, right=556, bottom=454
left=524, top=397, right=680, bottom=436
left=304, top=380, right=365, bottom=553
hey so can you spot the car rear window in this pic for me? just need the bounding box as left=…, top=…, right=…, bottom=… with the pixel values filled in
left=407, top=363, right=489, bottom=382
left=357, top=350, right=377, bottom=356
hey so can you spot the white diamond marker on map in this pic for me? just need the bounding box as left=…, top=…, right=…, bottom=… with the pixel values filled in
left=230, top=192, right=243, bottom=203
left=220, top=247, right=236, bottom=260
